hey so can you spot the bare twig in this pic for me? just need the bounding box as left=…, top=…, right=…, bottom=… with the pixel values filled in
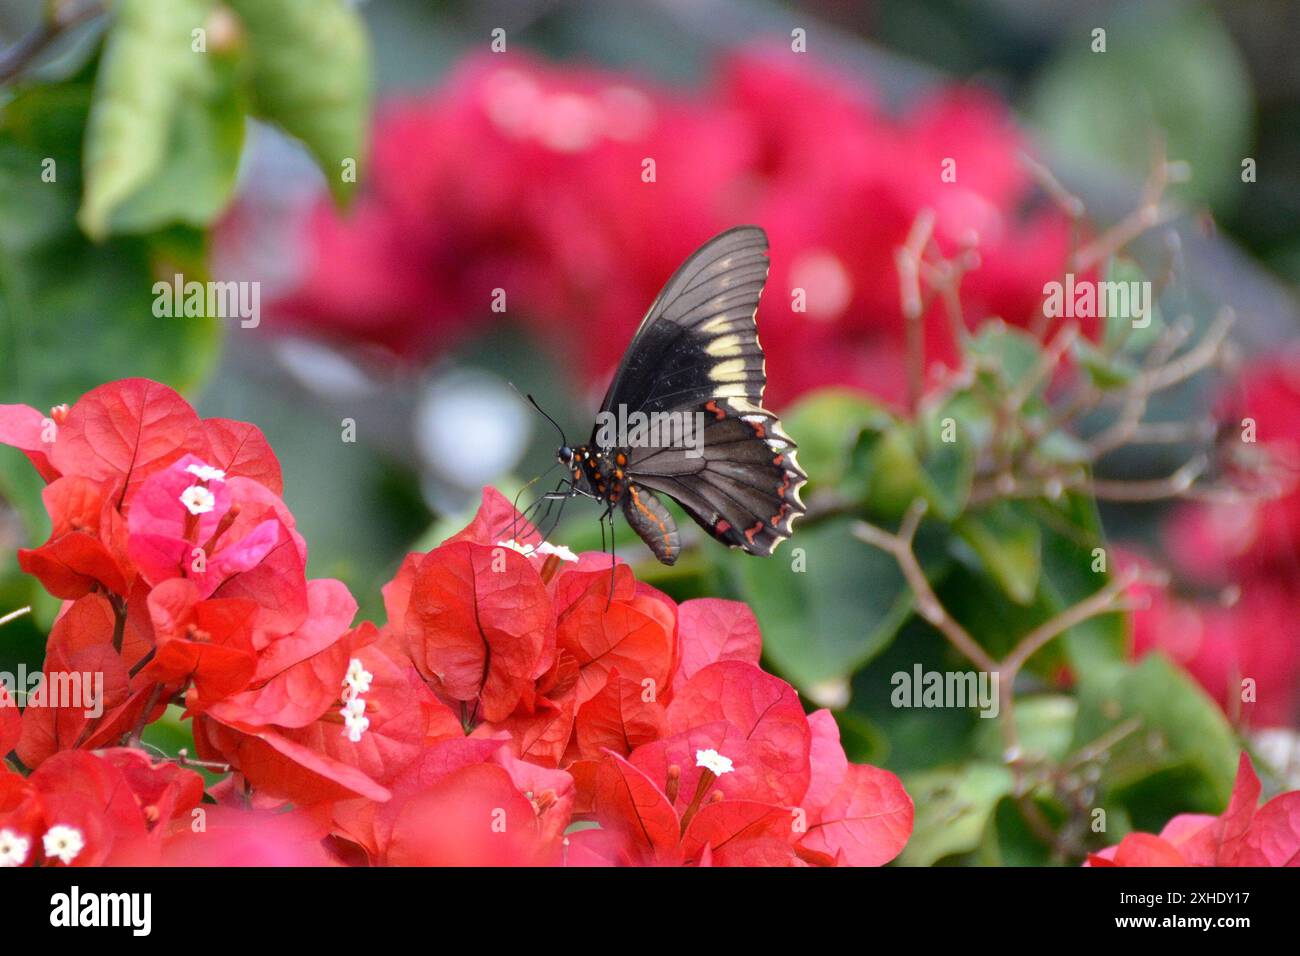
left=853, top=501, right=998, bottom=675
left=0, top=0, right=103, bottom=87
left=1001, top=568, right=1143, bottom=674
left=1074, top=137, right=1183, bottom=272
left=856, top=501, right=1158, bottom=759
left=0, top=606, right=32, bottom=628
left=896, top=210, right=936, bottom=413
left=175, top=748, right=232, bottom=774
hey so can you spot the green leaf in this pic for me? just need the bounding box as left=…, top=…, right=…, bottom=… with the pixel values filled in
left=1072, top=653, right=1240, bottom=821
left=1027, top=6, right=1253, bottom=209
left=1103, top=257, right=1163, bottom=353
left=1074, top=338, right=1137, bottom=390
left=725, top=517, right=913, bottom=701
left=79, top=0, right=224, bottom=239
left=969, top=321, right=1044, bottom=391
left=780, top=388, right=894, bottom=496
left=105, top=50, right=246, bottom=234
left=953, top=500, right=1042, bottom=605
left=1034, top=494, right=1128, bottom=672
left=852, top=425, right=926, bottom=519
left=938, top=494, right=1124, bottom=672
left=0, top=78, right=222, bottom=409
left=900, top=762, right=1014, bottom=866
left=974, top=695, right=1077, bottom=764
left=978, top=796, right=1061, bottom=866
left=225, top=0, right=370, bottom=202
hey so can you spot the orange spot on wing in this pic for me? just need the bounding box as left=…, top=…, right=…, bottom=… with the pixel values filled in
left=705, top=400, right=726, bottom=420
left=744, top=522, right=763, bottom=544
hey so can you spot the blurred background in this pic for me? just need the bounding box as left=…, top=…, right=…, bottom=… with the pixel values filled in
left=2, top=0, right=1299, bottom=861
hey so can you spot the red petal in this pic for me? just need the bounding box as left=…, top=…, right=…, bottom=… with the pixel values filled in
left=799, top=763, right=913, bottom=867
left=201, top=417, right=283, bottom=495
left=441, top=487, right=542, bottom=548
left=0, top=403, right=59, bottom=481
left=558, top=585, right=675, bottom=705
left=667, top=660, right=811, bottom=806
left=672, top=598, right=761, bottom=692
left=386, top=762, right=544, bottom=866
left=593, top=750, right=681, bottom=865
left=575, top=670, right=667, bottom=759
left=680, top=800, right=799, bottom=866
left=50, top=379, right=202, bottom=508
left=406, top=541, right=552, bottom=722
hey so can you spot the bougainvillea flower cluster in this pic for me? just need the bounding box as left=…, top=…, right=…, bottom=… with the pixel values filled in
left=250, top=48, right=1073, bottom=408
left=1088, top=754, right=1300, bottom=866
left=0, top=379, right=912, bottom=866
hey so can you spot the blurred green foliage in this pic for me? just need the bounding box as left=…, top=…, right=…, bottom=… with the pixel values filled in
left=0, top=0, right=371, bottom=730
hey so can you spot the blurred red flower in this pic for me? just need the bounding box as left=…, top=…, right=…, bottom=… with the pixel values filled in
left=256, top=48, right=1071, bottom=408
left=1127, top=351, right=1300, bottom=729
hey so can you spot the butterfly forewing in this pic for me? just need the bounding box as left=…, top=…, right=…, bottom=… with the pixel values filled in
left=598, top=225, right=771, bottom=418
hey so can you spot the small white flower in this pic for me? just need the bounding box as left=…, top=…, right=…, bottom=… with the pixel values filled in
left=495, top=539, right=578, bottom=562
left=341, top=696, right=366, bottom=720
left=536, top=542, right=579, bottom=563
left=342, top=714, right=370, bottom=743
left=42, top=824, right=84, bottom=865
left=695, top=748, right=735, bottom=776
left=185, top=462, right=227, bottom=483
left=179, top=484, right=216, bottom=515
left=495, top=539, right=537, bottom=556
left=344, top=658, right=373, bottom=695
left=0, top=828, right=30, bottom=867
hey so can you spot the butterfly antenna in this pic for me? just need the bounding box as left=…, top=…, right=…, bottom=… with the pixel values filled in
left=507, top=381, right=569, bottom=447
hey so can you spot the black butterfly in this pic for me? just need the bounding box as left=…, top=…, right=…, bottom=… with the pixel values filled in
left=533, top=226, right=806, bottom=564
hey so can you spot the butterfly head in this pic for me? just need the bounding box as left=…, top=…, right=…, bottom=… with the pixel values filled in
left=556, top=445, right=574, bottom=466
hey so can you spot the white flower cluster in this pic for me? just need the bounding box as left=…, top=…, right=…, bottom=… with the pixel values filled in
left=0, top=823, right=88, bottom=867
left=340, top=657, right=373, bottom=743
left=495, top=539, right=579, bottom=562
left=179, top=459, right=227, bottom=515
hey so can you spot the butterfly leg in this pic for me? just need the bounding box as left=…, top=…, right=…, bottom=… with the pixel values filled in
left=601, top=501, right=618, bottom=607
left=511, top=460, right=561, bottom=534
left=517, top=480, right=567, bottom=536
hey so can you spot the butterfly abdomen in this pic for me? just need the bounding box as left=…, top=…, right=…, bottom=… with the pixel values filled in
left=622, top=483, right=681, bottom=564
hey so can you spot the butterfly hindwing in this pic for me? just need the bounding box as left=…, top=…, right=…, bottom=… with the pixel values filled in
left=625, top=397, right=807, bottom=557
left=597, top=225, right=770, bottom=420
